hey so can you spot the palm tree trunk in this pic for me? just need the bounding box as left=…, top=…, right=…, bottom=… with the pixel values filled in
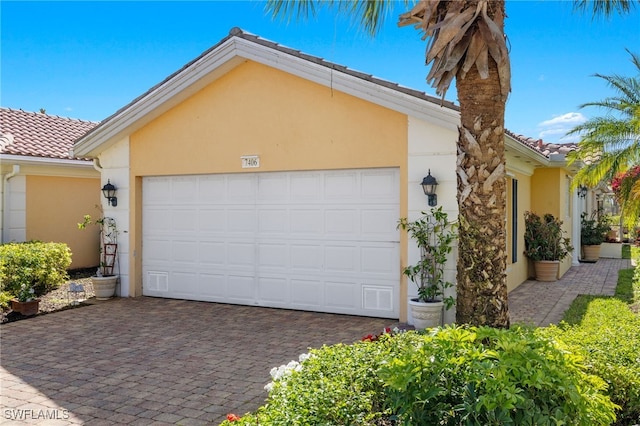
left=455, top=1, right=510, bottom=328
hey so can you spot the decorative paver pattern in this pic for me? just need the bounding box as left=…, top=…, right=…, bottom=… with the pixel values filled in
left=0, top=299, right=396, bottom=425
left=509, top=258, right=631, bottom=326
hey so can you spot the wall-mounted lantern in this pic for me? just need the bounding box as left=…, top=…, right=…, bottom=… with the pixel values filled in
left=421, top=170, right=438, bottom=207
left=102, top=180, right=117, bottom=207
left=577, top=185, right=588, bottom=199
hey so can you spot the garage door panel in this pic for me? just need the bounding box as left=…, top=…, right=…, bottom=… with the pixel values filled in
left=290, top=244, right=323, bottom=270
left=227, top=275, right=255, bottom=301
left=361, top=245, right=398, bottom=275
left=326, top=281, right=357, bottom=309
left=199, top=242, right=225, bottom=265
left=173, top=241, right=199, bottom=263
left=171, top=177, right=198, bottom=204
left=199, top=209, right=226, bottom=232
left=362, top=170, right=398, bottom=200
left=258, top=209, right=288, bottom=233
left=290, top=210, right=323, bottom=235
left=324, top=245, right=358, bottom=272
left=143, top=169, right=400, bottom=318
left=258, top=276, right=289, bottom=303
left=228, top=242, right=255, bottom=267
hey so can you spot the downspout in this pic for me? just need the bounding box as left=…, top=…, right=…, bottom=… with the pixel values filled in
left=1, top=164, right=21, bottom=243
left=92, top=158, right=103, bottom=173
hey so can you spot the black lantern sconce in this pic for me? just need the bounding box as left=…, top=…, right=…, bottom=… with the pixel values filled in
left=421, top=170, right=438, bottom=207
left=102, top=180, right=117, bottom=207
left=577, top=185, right=588, bottom=199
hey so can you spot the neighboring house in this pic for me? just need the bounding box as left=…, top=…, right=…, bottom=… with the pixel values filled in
left=73, top=28, right=583, bottom=324
left=0, top=107, right=101, bottom=269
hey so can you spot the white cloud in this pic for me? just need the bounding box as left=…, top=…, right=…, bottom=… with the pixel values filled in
left=537, top=112, right=587, bottom=143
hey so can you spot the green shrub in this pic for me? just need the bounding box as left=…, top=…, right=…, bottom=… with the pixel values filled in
left=0, top=291, right=13, bottom=310
left=0, top=242, right=71, bottom=296
left=222, top=327, right=617, bottom=426
left=222, top=336, right=397, bottom=425
left=380, top=326, right=616, bottom=425
left=545, top=298, right=640, bottom=425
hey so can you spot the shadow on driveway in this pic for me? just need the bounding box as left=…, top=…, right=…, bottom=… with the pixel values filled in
left=1, top=297, right=396, bottom=425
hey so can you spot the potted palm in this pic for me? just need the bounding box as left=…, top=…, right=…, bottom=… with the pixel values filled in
left=79, top=215, right=119, bottom=299
left=524, top=211, right=573, bottom=281
left=580, top=211, right=610, bottom=262
left=398, top=207, right=456, bottom=329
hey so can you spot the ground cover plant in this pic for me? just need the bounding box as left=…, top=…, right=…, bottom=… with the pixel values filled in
left=221, top=326, right=617, bottom=425
left=542, top=246, right=640, bottom=425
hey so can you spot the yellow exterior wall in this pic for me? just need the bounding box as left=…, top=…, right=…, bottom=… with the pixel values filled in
left=129, top=60, right=408, bottom=300
left=130, top=61, right=407, bottom=175
left=506, top=170, right=531, bottom=291
left=529, top=167, right=573, bottom=279
left=26, top=176, right=101, bottom=268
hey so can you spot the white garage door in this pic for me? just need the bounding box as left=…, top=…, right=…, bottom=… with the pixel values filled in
left=142, top=168, right=400, bottom=318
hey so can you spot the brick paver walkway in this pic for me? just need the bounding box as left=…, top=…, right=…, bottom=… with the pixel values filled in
left=508, top=258, right=632, bottom=326
left=1, top=299, right=396, bottom=425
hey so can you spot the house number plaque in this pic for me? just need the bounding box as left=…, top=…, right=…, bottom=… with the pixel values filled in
left=241, top=155, right=260, bottom=168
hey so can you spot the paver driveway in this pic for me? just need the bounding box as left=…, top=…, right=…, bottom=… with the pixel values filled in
left=1, top=298, right=397, bottom=425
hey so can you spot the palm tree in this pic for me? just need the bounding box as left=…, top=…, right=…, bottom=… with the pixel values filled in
left=568, top=50, right=640, bottom=229
left=267, top=0, right=636, bottom=328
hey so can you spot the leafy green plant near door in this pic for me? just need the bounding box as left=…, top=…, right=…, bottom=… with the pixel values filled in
left=398, top=206, right=457, bottom=329
left=78, top=214, right=119, bottom=299
left=524, top=212, right=573, bottom=282
left=580, top=211, right=611, bottom=262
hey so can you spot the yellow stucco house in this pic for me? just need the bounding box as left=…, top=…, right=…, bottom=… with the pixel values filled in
left=73, top=28, right=584, bottom=324
left=0, top=107, right=101, bottom=269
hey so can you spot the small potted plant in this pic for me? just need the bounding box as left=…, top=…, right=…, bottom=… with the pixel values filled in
left=11, top=283, right=40, bottom=316
left=79, top=215, right=119, bottom=299
left=580, top=211, right=610, bottom=262
left=524, top=211, right=573, bottom=281
left=398, top=207, right=457, bottom=329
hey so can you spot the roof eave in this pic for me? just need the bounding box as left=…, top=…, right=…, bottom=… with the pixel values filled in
left=74, top=31, right=460, bottom=157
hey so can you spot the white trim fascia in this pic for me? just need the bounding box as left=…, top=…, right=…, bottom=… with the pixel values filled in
left=75, top=36, right=461, bottom=157
left=0, top=154, right=95, bottom=168
left=232, top=39, right=461, bottom=130
left=504, top=134, right=549, bottom=166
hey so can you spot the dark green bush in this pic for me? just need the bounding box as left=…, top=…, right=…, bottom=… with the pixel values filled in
left=0, top=241, right=71, bottom=297
left=545, top=298, right=640, bottom=425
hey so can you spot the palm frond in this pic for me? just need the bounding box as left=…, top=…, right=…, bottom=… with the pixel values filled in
left=398, top=0, right=510, bottom=98
left=573, top=0, right=636, bottom=19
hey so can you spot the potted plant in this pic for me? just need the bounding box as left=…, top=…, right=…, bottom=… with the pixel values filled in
left=524, top=211, right=573, bottom=282
left=10, top=283, right=40, bottom=316
left=580, top=211, right=610, bottom=262
left=398, top=207, right=456, bottom=329
left=79, top=215, right=119, bottom=299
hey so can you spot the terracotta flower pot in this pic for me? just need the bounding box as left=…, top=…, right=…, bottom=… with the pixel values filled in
left=582, top=245, right=601, bottom=262
left=11, top=299, right=40, bottom=316
left=534, top=260, right=559, bottom=282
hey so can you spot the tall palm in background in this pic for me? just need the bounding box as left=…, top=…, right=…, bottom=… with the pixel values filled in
left=267, top=0, right=636, bottom=328
left=568, top=50, right=640, bottom=229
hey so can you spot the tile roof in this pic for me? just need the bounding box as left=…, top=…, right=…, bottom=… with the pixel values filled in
left=0, top=107, right=98, bottom=160
left=505, top=129, right=577, bottom=158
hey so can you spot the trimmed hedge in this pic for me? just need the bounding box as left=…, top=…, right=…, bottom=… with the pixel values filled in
left=221, top=326, right=617, bottom=425
left=0, top=241, right=71, bottom=297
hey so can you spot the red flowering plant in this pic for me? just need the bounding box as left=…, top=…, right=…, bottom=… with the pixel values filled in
left=611, top=166, right=640, bottom=202
left=361, top=326, right=405, bottom=342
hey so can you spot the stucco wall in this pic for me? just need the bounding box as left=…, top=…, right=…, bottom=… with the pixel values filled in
left=506, top=168, right=532, bottom=292
left=26, top=176, right=101, bottom=268
left=127, top=60, right=409, bottom=304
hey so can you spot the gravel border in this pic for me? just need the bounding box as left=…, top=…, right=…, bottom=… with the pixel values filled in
left=1, top=269, right=99, bottom=324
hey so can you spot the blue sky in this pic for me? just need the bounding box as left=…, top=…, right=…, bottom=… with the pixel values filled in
left=2, top=1, right=638, bottom=143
